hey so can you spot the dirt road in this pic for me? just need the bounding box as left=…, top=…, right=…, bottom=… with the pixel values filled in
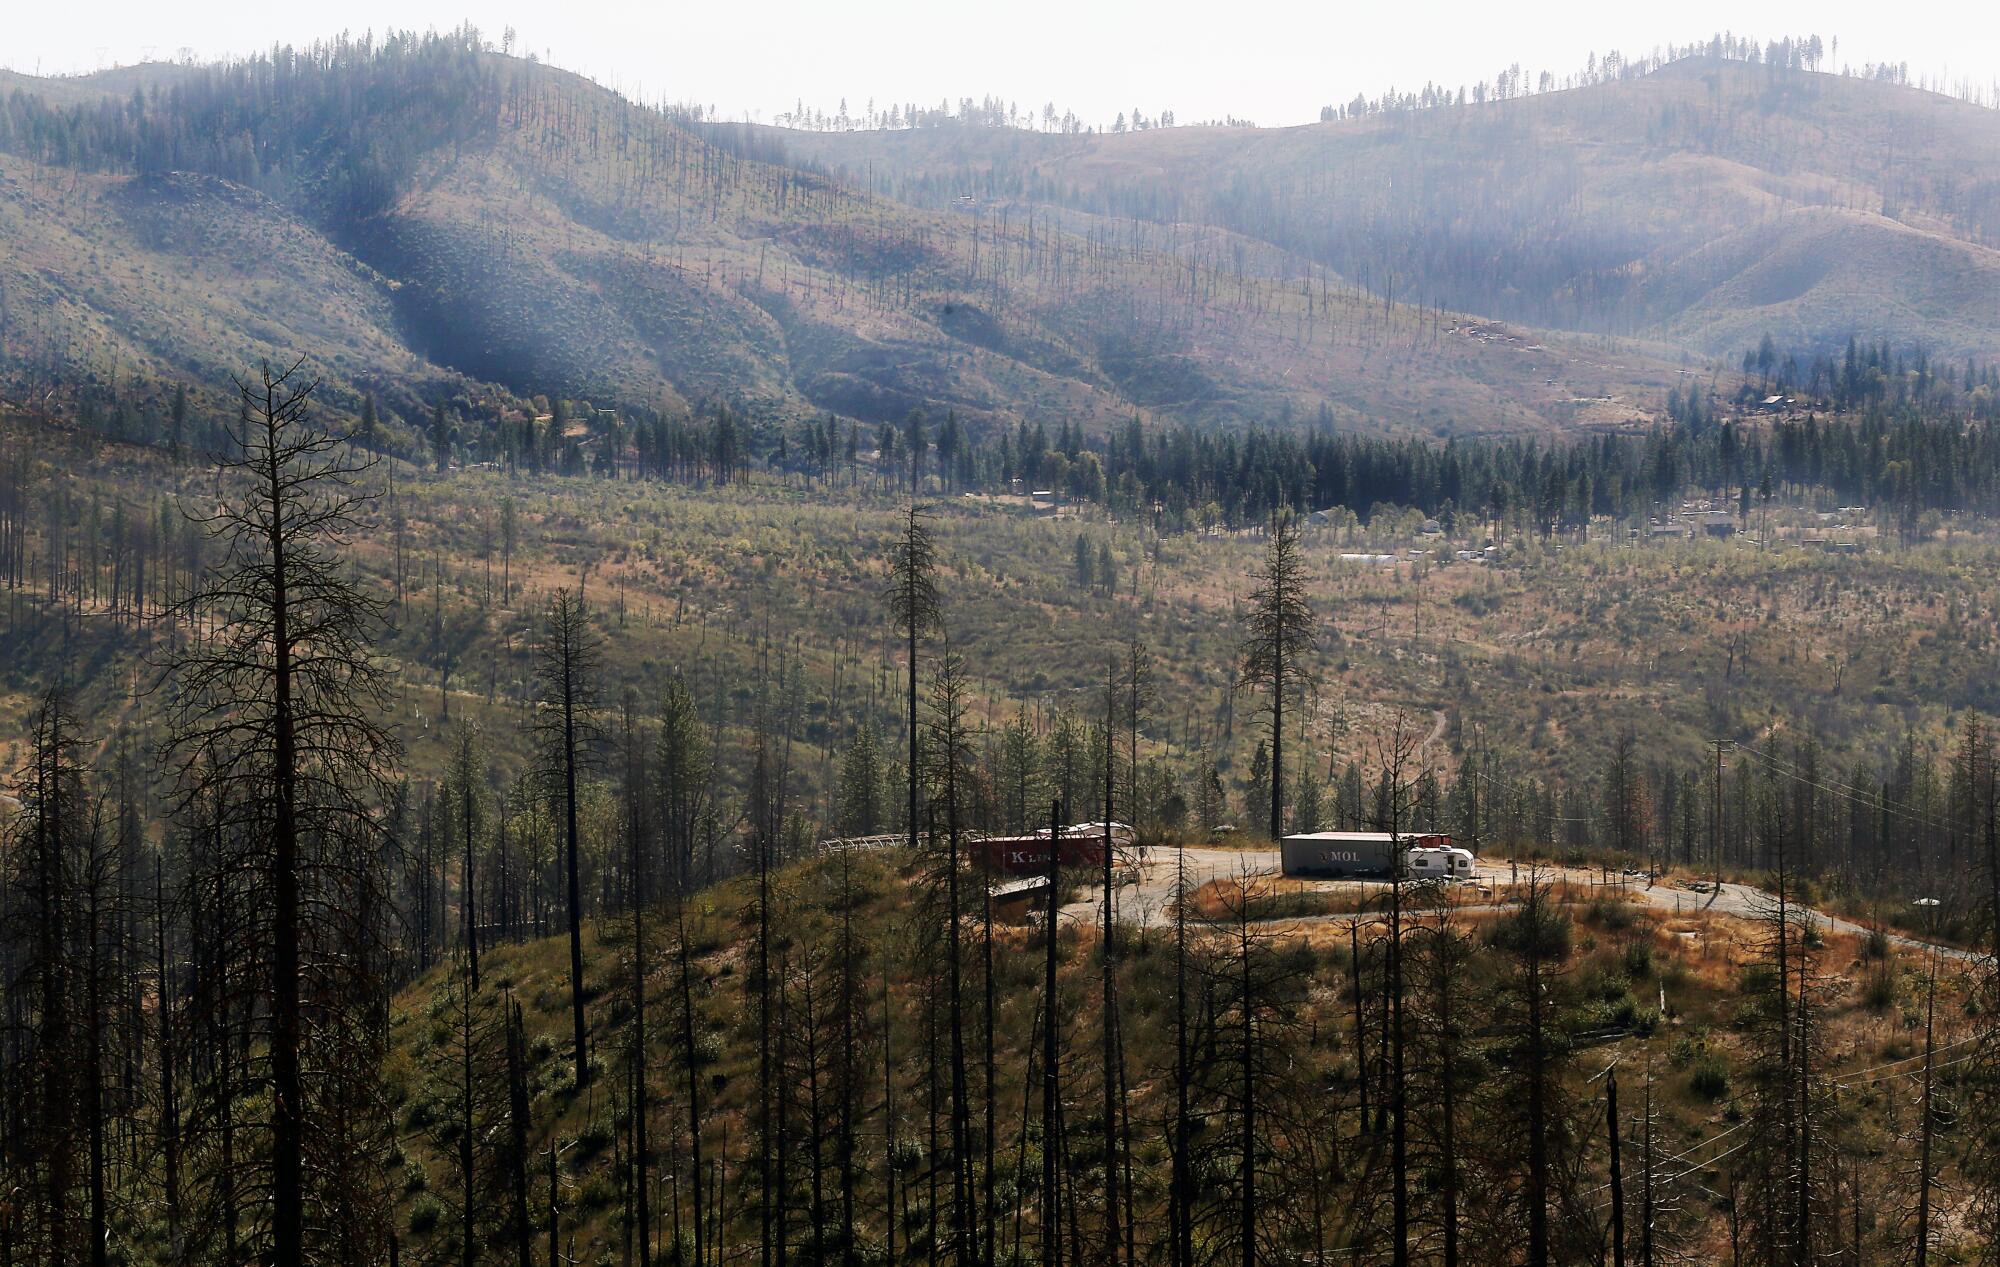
left=1061, top=847, right=1990, bottom=965
left=1624, top=876, right=1988, bottom=964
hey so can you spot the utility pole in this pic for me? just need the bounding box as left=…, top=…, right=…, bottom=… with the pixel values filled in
left=1641, top=1060, right=1656, bottom=1267
left=1043, top=797, right=1064, bottom=1267
left=1710, top=738, right=1732, bottom=903
left=1915, top=897, right=1941, bottom=1267
left=1102, top=667, right=1121, bottom=1267
left=1607, top=1066, right=1625, bottom=1267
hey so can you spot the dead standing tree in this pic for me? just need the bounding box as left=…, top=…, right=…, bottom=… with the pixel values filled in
left=423, top=951, right=508, bottom=1267
left=1485, top=864, right=1583, bottom=1267
left=1238, top=512, right=1316, bottom=841
left=888, top=505, right=942, bottom=856
left=3, top=689, right=88, bottom=1265
left=532, top=587, right=601, bottom=1092
left=1206, top=856, right=1308, bottom=1267
left=160, top=359, right=400, bottom=1264
left=922, top=639, right=978, bottom=1264
left=444, top=722, right=484, bottom=991
left=1370, top=708, right=1425, bottom=1267
left=1409, top=879, right=1473, bottom=1267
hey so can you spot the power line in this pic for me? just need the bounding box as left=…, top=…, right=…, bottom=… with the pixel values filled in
left=1823, top=1030, right=1987, bottom=1086
left=1591, top=1136, right=1755, bottom=1214
left=1735, top=740, right=1953, bottom=837
left=1460, top=740, right=1959, bottom=842
left=1830, top=1040, right=1989, bottom=1091
left=1465, top=768, right=1593, bottom=824
left=1582, top=1119, right=1749, bottom=1198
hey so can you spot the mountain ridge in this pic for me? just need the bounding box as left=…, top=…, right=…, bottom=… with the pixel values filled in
left=10, top=42, right=1989, bottom=445
left=764, top=57, right=2000, bottom=363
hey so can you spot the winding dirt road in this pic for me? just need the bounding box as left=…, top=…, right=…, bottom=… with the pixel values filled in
left=1061, top=847, right=1990, bottom=965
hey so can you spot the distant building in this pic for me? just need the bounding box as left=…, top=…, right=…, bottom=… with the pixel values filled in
left=1701, top=512, right=1737, bottom=538
left=989, top=876, right=1050, bottom=924
left=1039, top=821, right=1139, bottom=851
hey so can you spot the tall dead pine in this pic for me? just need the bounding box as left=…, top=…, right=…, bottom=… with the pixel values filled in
left=162, top=360, right=398, bottom=1264
left=532, top=587, right=600, bottom=1090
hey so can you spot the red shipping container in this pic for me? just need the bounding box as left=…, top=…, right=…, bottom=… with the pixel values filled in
left=972, top=834, right=1108, bottom=876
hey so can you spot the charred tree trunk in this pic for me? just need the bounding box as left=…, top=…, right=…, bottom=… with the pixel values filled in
left=1042, top=798, right=1063, bottom=1267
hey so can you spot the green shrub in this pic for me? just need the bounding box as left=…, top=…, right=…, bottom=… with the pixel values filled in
left=540, top=1061, right=575, bottom=1097
left=1598, top=995, right=1640, bottom=1030
left=1668, top=1034, right=1703, bottom=1069
left=403, top=1097, right=436, bottom=1133
left=1589, top=970, right=1631, bottom=1003
left=575, top=1116, right=615, bottom=1158
left=1863, top=963, right=1896, bottom=1011
left=1689, top=1058, right=1730, bottom=1102
left=579, top=1172, right=617, bottom=1210
left=1487, top=905, right=1572, bottom=961
left=695, top=1031, right=725, bottom=1066
left=1589, top=899, right=1637, bottom=932
left=409, top=1194, right=444, bottom=1236
left=1736, top=963, right=1779, bottom=997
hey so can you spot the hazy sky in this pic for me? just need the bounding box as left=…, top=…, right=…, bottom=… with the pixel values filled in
left=8, top=0, right=1998, bottom=128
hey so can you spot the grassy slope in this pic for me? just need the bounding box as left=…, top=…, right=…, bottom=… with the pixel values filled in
left=0, top=54, right=1689, bottom=440
left=0, top=158, right=452, bottom=418
left=382, top=845, right=1985, bottom=1263
left=768, top=59, right=2000, bottom=361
